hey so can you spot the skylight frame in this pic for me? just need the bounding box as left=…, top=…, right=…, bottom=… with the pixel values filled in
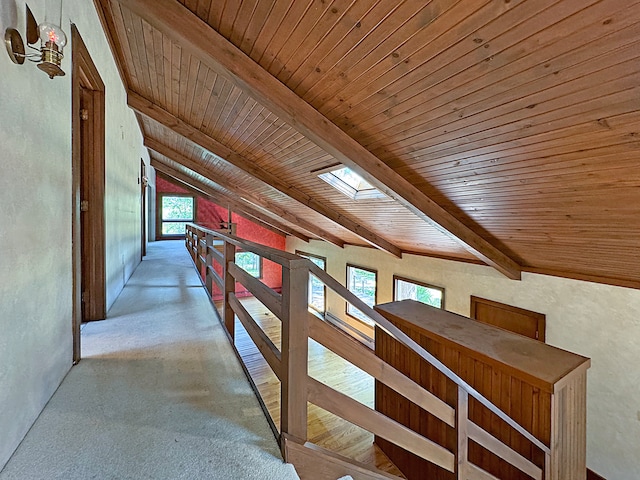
left=316, top=165, right=386, bottom=200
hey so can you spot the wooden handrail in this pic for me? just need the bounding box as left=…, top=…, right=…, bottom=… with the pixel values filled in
left=185, top=223, right=551, bottom=479
left=188, top=223, right=299, bottom=267
left=307, top=262, right=549, bottom=454
left=308, top=313, right=455, bottom=427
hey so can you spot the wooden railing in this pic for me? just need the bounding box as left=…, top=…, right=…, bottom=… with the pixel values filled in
left=185, top=223, right=554, bottom=480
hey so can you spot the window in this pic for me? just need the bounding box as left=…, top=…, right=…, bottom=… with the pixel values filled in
left=346, top=264, right=377, bottom=324
left=160, top=194, right=194, bottom=237
left=394, top=275, right=444, bottom=309
left=297, top=251, right=326, bottom=314
left=235, top=251, right=262, bottom=278
left=317, top=165, right=385, bottom=200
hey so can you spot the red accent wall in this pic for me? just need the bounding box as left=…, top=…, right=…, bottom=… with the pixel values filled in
left=156, top=176, right=284, bottom=297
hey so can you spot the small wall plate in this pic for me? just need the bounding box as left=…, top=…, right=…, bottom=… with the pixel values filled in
left=5, top=28, right=25, bottom=65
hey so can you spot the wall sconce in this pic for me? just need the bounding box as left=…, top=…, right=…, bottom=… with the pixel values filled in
left=4, top=3, right=67, bottom=79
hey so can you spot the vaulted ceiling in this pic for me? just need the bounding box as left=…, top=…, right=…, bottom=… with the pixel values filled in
left=95, top=0, right=640, bottom=289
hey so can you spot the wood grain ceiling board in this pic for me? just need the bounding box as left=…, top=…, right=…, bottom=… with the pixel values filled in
left=152, top=151, right=362, bottom=246
left=99, top=0, right=640, bottom=287
left=123, top=0, right=525, bottom=275
left=184, top=0, right=640, bottom=286
left=141, top=122, right=362, bottom=243
left=140, top=89, right=474, bottom=258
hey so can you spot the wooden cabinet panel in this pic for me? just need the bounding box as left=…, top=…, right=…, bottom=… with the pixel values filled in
left=374, top=300, right=589, bottom=480
left=471, top=296, right=546, bottom=342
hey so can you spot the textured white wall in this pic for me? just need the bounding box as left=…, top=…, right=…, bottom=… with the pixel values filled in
left=0, top=0, right=147, bottom=469
left=287, top=237, right=640, bottom=479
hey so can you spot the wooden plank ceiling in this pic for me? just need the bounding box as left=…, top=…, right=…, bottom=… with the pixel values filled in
left=96, top=0, right=640, bottom=288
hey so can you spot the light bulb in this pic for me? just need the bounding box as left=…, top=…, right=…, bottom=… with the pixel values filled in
left=38, top=22, right=67, bottom=49
left=36, top=21, right=67, bottom=78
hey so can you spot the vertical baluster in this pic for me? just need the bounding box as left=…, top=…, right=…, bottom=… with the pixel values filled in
left=457, top=387, right=469, bottom=479
left=223, top=240, right=236, bottom=338
left=205, top=233, right=213, bottom=297
left=280, top=258, right=309, bottom=448
left=545, top=450, right=552, bottom=480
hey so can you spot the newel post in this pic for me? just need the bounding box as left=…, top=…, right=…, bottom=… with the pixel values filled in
left=280, top=258, right=309, bottom=447
left=457, top=387, right=469, bottom=479
left=223, top=240, right=236, bottom=338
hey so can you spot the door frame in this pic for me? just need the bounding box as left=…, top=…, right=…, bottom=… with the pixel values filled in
left=71, top=25, right=106, bottom=363
left=141, top=158, right=147, bottom=259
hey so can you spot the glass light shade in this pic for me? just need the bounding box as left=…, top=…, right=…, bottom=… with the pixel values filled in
left=38, top=22, right=67, bottom=49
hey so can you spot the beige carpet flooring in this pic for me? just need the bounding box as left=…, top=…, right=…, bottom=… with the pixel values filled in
left=0, top=240, right=299, bottom=480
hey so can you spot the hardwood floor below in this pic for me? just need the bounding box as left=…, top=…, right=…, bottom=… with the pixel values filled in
left=224, top=297, right=405, bottom=478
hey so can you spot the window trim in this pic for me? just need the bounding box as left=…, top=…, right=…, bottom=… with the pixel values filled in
left=393, top=275, right=445, bottom=310
left=316, top=164, right=386, bottom=200
left=345, top=263, right=378, bottom=325
left=235, top=250, right=263, bottom=279
left=296, top=250, right=327, bottom=315
left=157, top=193, right=196, bottom=239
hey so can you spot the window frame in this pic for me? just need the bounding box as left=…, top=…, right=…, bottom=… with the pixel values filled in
left=296, top=250, right=327, bottom=315
left=315, top=164, right=386, bottom=200
left=157, top=193, right=196, bottom=239
left=345, top=263, right=378, bottom=325
left=235, top=250, right=263, bottom=279
left=393, top=275, right=445, bottom=310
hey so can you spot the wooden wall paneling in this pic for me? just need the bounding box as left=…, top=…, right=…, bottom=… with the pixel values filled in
left=271, top=0, right=369, bottom=86
left=117, top=0, right=522, bottom=279
left=374, top=301, right=589, bottom=480
left=390, top=74, right=640, bottom=173
left=105, top=0, right=640, bottom=289
left=404, top=110, right=640, bottom=180
left=93, top=0, right=132, bottom=87
left=470, top=296, right=546, bottom=342
left=191, top=67, right=218, bottom=128
left=405, top=92, right=640, bottom=177
left=254, top=0, right=315, bottom=72
left=216, top=0, right=242, bottom=40
left=130, top=8, right=155, bottom=97
left=234, top=0, right=273, bottom=54
left=304, top=0, right=476, bottom=111
left=147, top=139, right=350, bottom=246
left=133, top=94, right=401, bottom=255
left=292, top=0, right=419, bottom=99
left=349, top=0, right=622, bottom=143
left=227, top=106, right=270, bottom=152
left=322, top=0, right=519, bottom=122
left=140, top=19, right=161, bottom=102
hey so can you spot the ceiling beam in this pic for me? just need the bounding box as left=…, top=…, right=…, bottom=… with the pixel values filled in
left=154, top=170, right=289, bottom=239
left=153, top=161, right=312, bottom=242
left=147, top=141, right=344, bottom=246
left=116, top=0, right=521, bottom=279
left=129, top=91, right=402, bottom=258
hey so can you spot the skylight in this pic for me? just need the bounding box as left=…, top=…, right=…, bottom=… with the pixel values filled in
left=318, top=166, right=385, bottom=200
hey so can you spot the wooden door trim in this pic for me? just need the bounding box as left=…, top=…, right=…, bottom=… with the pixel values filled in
left=141, top=158, right=147, bottom=259
left=470, top=296, right=546, bottom=342
left=72, top=25, right=106, bottom=362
